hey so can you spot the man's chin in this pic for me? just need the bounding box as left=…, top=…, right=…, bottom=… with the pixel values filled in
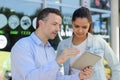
left=49, top=36, right=56, bottom=40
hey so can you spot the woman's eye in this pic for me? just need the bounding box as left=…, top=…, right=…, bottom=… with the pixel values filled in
left=83, top=26, right=87, bottom=29
left=74, top=25, right=79, bottom=28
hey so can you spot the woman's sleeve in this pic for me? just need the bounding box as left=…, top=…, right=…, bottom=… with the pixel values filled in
left=101, top=38, right=120, bottom=80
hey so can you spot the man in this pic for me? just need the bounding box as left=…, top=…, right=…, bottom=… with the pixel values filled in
left=11, top=8, right=93, bottom=80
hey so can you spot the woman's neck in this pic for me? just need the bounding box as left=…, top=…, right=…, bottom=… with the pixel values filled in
left=72, top=35, right=87, bottom=45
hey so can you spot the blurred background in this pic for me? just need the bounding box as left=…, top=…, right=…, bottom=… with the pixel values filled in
left=0, top=0, right=119, bottom=80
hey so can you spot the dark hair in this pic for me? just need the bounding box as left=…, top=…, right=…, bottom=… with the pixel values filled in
left=72, top=7, right=93, bottom=33
left=36, top=8, right=62, bottom=28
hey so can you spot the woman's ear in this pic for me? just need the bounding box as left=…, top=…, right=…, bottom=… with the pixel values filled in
left=88, top=22, right=93, bottom=34
left=72, top=22, right=74, bottom=28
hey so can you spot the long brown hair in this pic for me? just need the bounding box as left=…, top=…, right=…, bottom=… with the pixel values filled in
left=72, top=7, right=93, bottom=34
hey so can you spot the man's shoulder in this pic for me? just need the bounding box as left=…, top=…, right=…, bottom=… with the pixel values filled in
left=14, top=36, right=32, bottom=47
left=18, top=36, right=30, bottom=43
left=11, top=36, right=32, bottom=53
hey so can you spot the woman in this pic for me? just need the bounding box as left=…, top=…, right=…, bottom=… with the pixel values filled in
left=57, top=7, right=120, bottom=80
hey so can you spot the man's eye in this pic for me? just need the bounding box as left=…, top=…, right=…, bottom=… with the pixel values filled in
left=53, top=23, right=57, bottom=25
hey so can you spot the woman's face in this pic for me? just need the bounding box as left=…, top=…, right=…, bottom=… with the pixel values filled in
left=72, top=17, right=90, bottom=38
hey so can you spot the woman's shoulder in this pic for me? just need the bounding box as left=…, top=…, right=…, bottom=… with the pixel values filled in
left=88, top=33, right=105, bottom=41
left=58, top=37, right=71, bottom=47
left=60, top=37, right=71, bottom=43
left=88, top=33, right=107, bottom=47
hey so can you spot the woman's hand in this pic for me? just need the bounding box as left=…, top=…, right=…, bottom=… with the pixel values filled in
left=79, top=66, right=93, bottom=80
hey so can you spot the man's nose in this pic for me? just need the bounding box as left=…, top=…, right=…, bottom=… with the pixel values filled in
left=57, top=26, right=60, bottom=31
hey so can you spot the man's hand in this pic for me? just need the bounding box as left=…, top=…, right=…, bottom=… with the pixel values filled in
left=56, top=48, right=79, bottom=65
left=79, top=66, right=93, bottom=80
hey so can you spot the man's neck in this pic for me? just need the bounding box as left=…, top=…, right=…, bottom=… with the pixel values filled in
left=35, top=31, right=48, bottom=45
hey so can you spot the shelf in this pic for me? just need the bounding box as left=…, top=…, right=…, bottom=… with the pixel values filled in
left=94, top=34, right=110, bottom=39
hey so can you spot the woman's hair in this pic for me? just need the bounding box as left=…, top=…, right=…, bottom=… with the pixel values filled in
left=36, top=8, right=62, bottom=29
left=72, top=7, right=93, bottom=33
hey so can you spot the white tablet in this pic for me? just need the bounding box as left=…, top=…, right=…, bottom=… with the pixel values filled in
left=71, top=52, right=101, bottom=70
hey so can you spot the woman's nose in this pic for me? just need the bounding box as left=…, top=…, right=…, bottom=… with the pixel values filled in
left=78, top=28, right=83, bottom=32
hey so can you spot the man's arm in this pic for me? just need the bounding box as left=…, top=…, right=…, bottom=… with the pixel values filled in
left=56, top=47, right=93, bottom=80
left=11, top=41, right=59, bottom=80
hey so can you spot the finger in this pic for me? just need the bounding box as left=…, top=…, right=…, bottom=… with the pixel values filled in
left=83, top=66, right=93, bottom=72
left=82, top=67, right=93, bottom=76
left=66, top=48, right=80, bottom=53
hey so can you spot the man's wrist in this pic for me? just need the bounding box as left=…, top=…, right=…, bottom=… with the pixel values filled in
left=56, top=58, right=61, bottom=65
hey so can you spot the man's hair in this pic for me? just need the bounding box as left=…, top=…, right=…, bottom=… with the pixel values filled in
left=36, top=8, right=62, bottom=28
left=72, top=7, right=93, bottom=33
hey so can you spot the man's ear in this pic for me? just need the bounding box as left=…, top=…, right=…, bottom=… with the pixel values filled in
left=38, top=20, right=44, bottom=27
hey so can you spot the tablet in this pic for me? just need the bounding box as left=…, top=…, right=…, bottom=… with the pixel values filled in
left=71, top=52, right=101, bottom=70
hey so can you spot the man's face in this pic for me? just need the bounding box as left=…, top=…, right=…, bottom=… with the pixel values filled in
left=42, top=13, right=62, bottom=40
